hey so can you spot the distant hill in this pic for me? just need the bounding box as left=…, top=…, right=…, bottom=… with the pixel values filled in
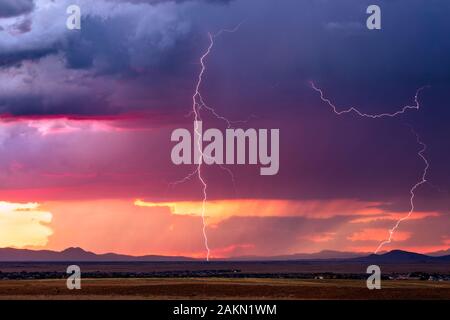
left=350, top=250, right=450, bottom=263
left=0, top=247, right=196, bottom=262
left=0, top=247, right=448, bottom=262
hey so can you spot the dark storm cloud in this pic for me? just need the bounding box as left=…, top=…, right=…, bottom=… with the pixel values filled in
left=62, top=14, right=192, bottom=75
left=61, top=0, right=235, bottom=74
left=0, top=0, right=200, bottom=117
left=1, top=1, right=193, bottom=69
left=3, top=0, right=450, bottom=114
left=0, top=0, right=245, bottom=118
left=0, top=47, right=56, bottom=68
left=0, top=0, right=34, bottom=18
left=1, top=0, right=450, bottom=202
left=0, top=0, right=236, bottom=71
left=0, top=92, right=116, bottom=117
left=180, top=0, right=450, bottom=203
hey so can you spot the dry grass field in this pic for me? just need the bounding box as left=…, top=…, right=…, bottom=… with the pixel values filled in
left=0, top=278, right=449, bottom=300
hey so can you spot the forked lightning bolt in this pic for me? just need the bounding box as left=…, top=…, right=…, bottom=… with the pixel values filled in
left=310, top=81, right=430, bottom=254
left=375, top=128, right=429, bottom=253
left=310, top=82, right=428, bottom=118
left=175, top=23, right=244, bottom=261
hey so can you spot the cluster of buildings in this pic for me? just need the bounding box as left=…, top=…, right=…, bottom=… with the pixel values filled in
left=388, top=272, right=450, bottom=281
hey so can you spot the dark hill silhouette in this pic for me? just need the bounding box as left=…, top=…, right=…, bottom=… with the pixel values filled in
left=0, top=247, right=196, bottom=262
left=0, top=247, right=448, bottom=262
left=350, top=250, right=450, bottom=263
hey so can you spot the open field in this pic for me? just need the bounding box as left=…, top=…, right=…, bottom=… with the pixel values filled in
left=1, top=261, right=448, bottom=299
left=0, top=278, right=449, bottom=300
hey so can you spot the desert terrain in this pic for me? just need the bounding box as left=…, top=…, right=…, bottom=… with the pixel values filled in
left=0, top=278, right=449, bottom=300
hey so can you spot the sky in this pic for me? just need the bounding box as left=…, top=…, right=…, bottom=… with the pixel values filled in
left=0, top=0, right=449, bottom=258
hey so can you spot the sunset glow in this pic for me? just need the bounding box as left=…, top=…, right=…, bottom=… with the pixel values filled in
left=0, top=0, right=448, bottom=259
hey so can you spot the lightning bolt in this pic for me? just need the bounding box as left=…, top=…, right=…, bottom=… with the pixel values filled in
left=310, top=81, right=428, bottom=119
left=375, top=128, right=429, bottom=253
left=310, top=81, right=430, bottom=254
left=172, top=23, right=244, bottom=261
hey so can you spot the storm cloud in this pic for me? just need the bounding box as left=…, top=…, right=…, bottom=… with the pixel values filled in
left=0, top=0, right=449, bottom=256
left=0, top=0, right=34, bottom=18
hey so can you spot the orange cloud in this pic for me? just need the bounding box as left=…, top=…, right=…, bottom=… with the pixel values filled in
left=9, top=198, right=443, bottom=258
left=44, top=199, right=206, bottom=257
left=302, top=232, right=336, bottom=243
left=134, top=198, right=385, bottom=224
left=350, top=211, right=439, bottom=223
left=347, top=228, right=411, bottom=242
left=210, top=244, right=255, bottom=258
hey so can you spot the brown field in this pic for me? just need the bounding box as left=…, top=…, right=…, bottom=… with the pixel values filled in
left=0, top=278, right=449, bottom=300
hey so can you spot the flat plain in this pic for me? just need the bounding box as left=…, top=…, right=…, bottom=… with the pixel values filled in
left=0, top=278, right=449, bottom=300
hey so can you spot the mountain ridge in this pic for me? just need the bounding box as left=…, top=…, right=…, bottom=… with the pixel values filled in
left=0, top=247, right=449, bottom=262
left=350, top=249, right=450, bottom=263
left=0, top=247, right=196, bottom=262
